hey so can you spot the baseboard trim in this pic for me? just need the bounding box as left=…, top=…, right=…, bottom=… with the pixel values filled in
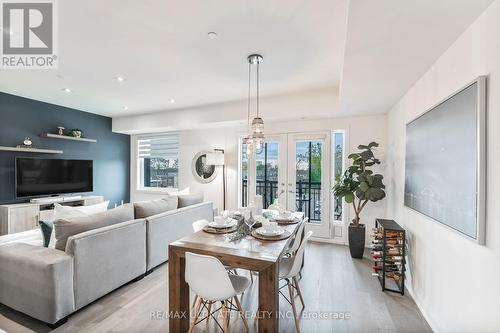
left=310, top=237, right=345, bottom=245
left=404, top=285, right=439, bottom=333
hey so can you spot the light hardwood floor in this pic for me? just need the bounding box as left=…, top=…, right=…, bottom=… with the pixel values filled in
left=0, top=242, right=432, bottom=333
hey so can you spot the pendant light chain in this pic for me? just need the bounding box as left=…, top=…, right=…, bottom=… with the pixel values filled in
left=256, top=60, right=260, bottom=117
left=247, top=61, right=252, bottom=131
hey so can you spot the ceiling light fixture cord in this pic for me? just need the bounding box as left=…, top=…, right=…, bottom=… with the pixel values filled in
left=256, top=60, right=260, bottom=117
left=247, top=60, right=252, bottom=131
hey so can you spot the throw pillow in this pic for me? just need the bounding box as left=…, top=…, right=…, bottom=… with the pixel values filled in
left=134, top=196, right=178, bottom=219
left=39, top=220, right=53, bottom=247
left=177, top=192, right=204, bottom=208
left=53, top=203, right=134, bottom=251
left=54, top=200, right=109, bottom=218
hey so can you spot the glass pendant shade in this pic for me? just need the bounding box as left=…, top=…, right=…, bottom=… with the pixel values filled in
left=251, top=117, right=264, bottom=135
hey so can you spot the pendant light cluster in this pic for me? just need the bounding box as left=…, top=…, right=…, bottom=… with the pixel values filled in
left=243, top=54, right=265, bottom=155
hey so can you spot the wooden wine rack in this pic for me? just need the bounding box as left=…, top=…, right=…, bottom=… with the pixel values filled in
left=371, top=218, right=406, bottom=295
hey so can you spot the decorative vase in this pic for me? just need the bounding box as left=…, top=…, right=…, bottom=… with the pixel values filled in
left=70, top=130, right=82, bottom=138
left=348, top=223, right=366, bottom=259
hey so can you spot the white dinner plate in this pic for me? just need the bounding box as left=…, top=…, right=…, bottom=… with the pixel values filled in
left=256, top=227, right=285, bottom=236
left=273, top=217, right=297, bottom=222
left=208, top=219, right=237, bottom=229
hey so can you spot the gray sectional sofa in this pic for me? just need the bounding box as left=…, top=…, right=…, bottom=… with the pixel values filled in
left=0, top=199, right=213, bottom=326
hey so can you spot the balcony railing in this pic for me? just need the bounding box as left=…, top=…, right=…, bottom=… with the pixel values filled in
left=242, top=179, right=322, bottom=222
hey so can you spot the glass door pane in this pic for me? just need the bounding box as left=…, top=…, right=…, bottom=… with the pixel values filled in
left=256, top=142, right=279, bottom=209
left=294, top=141, right=323, bottom=223
left=333, top=131, right=344, bottom=222
left=241, top=142, right=248, bottom=207
left=288, top=132, right=330, bottom=238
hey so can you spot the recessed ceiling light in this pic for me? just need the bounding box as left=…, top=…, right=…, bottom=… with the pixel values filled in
left=122, top=106, right=129, bottom=110
left=62, top=88, right=72, bottom=93
left=207, top=32, right=218, bottom=39
left=169, top=99, right=175, bottom=104
left=115, top=76, right=126, bottom=82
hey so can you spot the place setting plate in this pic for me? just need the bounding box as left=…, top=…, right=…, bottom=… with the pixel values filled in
left=270, top=217, right=300, bottom=225
left=251, top=227, right=292, bottom=241
left=203, top=218, right=238, bottom=234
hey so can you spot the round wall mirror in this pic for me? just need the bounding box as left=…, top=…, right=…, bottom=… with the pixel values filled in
left=192, top=151, right=218, bottom=183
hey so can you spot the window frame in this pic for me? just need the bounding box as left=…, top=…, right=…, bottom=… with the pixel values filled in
left=332, top=130, right=346, bottom=224
left=134, top=132, right=180, bottom=193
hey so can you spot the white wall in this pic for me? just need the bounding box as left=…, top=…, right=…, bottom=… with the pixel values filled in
left=124, top=87, right=387, bottom=242
left=386, top=1, right=500, bottom=331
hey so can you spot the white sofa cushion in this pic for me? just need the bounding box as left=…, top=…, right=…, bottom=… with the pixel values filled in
left=0, top=229, right=43, bottom=247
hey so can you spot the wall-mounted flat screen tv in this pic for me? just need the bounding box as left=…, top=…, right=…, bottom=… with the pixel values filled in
left=16, top=158, right=93, bottom=197
left=404, top=76, right=486, bottom=244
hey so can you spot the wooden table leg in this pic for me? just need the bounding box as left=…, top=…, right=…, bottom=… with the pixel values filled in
left=258, top=262, right=279, bottom=333
left=168, top=247, right=190, bottom=333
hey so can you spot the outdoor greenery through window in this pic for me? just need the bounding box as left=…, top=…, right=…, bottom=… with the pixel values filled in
left=241, top=141, right=279, bottom=208
left=241, top=142, right=248, bottom=206
left=137, top=133, right=179, bottom=190
left=333, top=131, right=345, bottom=221
left=256, top=142, right=279, bottom=208
left=295, top=141, right=322, bottom=223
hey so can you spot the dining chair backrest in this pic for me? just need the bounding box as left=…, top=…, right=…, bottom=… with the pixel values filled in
left=288, top=217, right=308, bottom=254
left=185, top=252, right=237, bottom=301
left=192, top=219, right=209, bottom=232
left=284, top=231, right=313, bottom=279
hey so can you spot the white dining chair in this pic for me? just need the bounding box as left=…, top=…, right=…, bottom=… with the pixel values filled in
left=192, top=219, right=209, bottom=232
left=278, top=230, right=313, bottom=333
left=185, top=252, right=250, bottom=333
left=285, top=217, right=308, bottom=256
left=192, top=219, right=254, bottom=283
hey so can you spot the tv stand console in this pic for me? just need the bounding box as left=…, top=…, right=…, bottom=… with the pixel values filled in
left=0, top=196, right=104, bottom=235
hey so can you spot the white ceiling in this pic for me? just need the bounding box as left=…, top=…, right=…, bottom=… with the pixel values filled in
left=340, top=0, right=494, bottom=116
left=0, top=0, right=494, bottom=119
left=0, top=0, right=348, bottom=117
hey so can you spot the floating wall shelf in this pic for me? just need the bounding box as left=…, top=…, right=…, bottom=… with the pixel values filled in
left=41, top=133, right=97, bottom=143
left=0, top=146, right=63, bottom=154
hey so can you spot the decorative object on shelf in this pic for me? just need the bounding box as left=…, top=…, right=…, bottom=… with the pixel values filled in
left=243, top=54, right=265, bottom=155
left=371, top=219, right=406, bottom=295
left=17, top=137, right=33, bottom=148
left=57, top=126, right=65, bottom=135
left=332, top=142, right=386, bottom=258
left=206, top=149, right=226, bottom=210
left=192, top=151, right=218, bottom=184
left=70, top=129, right=82, bottom=138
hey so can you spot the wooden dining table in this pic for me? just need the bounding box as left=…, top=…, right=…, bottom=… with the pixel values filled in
left=168, top=212, right=304, bottom=333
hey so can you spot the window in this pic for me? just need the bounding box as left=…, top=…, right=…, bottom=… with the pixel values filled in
left=137, top=133, right=179, bottom=190
left=332, top=131, right=345, bottom=221
left=240, top=141, right=279, bottom=209
left=256, top=142, right=279, bottom=209
left=241, top=141, right=248, bottom=206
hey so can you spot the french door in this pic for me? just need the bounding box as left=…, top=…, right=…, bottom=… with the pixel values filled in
left=241, top=132, right=331, bottom=238
left=287, top=133, right=330, bottom=238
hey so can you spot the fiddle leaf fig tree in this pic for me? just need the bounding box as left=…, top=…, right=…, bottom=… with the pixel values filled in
left=332, top=142, right=386, bottom=226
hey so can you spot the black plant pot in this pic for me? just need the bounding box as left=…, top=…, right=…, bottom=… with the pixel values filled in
left=348, top=224, right=366, bottom=259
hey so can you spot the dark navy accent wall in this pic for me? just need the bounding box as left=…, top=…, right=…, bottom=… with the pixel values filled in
left=0, top=92, right=130, bottom=206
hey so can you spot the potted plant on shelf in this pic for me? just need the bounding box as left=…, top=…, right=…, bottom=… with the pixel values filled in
left=332, top=142, right=386, bottom=258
